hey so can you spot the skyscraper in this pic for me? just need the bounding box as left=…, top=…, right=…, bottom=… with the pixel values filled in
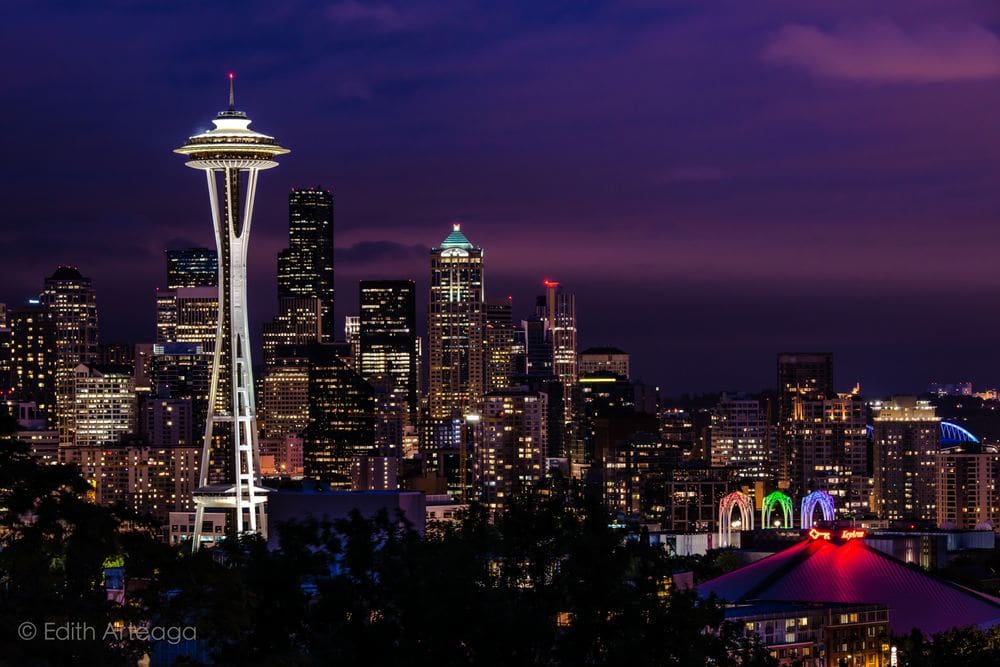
left=40, top=266, right=99, bottom=368
left=477, top=387, right=548, bottom=511
left=359, top=280, right=418, bottom=451
left=786, top=396, right=869, bottom=516
left=539, top=280, right=577, bottom=414
left=8, top=301, right=57, bottom=420
left=872, top=397, right=940, bottom=522
left=278, top=187, right=335, bottom=342
left=485, top=299, right=515, bottom=392
left=303, top=343, right=376, bottom=488
left=428, top=224, right=485, bottom=423
left=777, top=353, right=833, bottom=423
left=166, top=247, right=218, bottom=289
left=261, top=297, right=321, bottom=367
left=175, top=75, right=288, bottom=546
left=709, top=394, right=771, bottom=481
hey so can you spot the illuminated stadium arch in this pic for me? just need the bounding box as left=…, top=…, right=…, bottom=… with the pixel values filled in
left=762, top=491, right=793, bottom=529
left=940, top=421, right=980, bottom=445
left=718, top=491, right=754, bottom=547
left=800, top=490, right=835, bottom=529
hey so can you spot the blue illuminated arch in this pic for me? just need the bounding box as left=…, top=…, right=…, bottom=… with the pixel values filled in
left=800, top=490, right=835, bottom=529
left=940, top=421, right=980, bottom=445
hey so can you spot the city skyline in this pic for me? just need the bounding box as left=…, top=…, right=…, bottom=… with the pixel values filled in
left=5, top=2, right=1000, bottom=395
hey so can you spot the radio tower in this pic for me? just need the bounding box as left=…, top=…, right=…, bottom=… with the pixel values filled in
left=175, top=74, right=289, bottom=550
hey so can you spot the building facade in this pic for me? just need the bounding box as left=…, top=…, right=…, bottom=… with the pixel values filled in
left=278, top=187, right=335, bottom=342
left=428, top=224, right=485, bottom=421
left=871, top=397, right=940, bottom=522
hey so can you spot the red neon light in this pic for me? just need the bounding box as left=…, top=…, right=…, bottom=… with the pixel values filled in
left=543, top=279, right=560, bottom=288
left=840, top=529, right=866, bottom=540
left=228, top=72, right=235, bottom=80
left=808, top=528, right=832, bottom=541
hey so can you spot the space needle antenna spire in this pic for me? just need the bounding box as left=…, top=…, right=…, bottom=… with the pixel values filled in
left=228, top=72, right=236, bottom=111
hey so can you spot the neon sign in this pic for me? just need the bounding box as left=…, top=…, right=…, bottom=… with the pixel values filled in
left=808, top=528, right=866, bottom=541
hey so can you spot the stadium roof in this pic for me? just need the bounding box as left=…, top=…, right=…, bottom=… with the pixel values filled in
left=697, top=537, right=1000, bottom=635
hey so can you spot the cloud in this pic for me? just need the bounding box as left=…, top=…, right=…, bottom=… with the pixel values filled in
left=763, top=21, right=1000, bottom=82
left=335, top=240, right=429, bottom=266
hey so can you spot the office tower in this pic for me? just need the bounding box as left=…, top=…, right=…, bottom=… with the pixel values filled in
left=259, top=434, right=304, bottom=478
left=522, top=317, right=553, bottom=378
left=477, top=387, right=548, bottom=511
left=787, top=396, right=869, bottom=516
left=604, top=432, right=682, bottom=514
left=578, top=346, right=629, bottom=379
left=359, top=280, right=418, bottom=455
left=41, top=267, right=100, bottom=443
left=485, top=299, right=515, bottom=391
left=872, top=397, right=940, bottom=522
left=709, top=394, right=771, bottom=480
left=150, top=342, right=212, bottom=443
left=166, top=247, right=218, bottom=289
left=261, top=296, right=321, bottom=367
left=8, top=301, right=57, bottom=421
left=936, top=443, right=1000, bottom=530
left=359, top=281, right=417, bottom=414
left=60, top=363, right=136, bottom=449
left=352, top=456, right=399, bottom=491
left=258, top=349, right=310, bottom=438
left=174, top=76, right=289, bottom=545
left=428, top=224, right=485, bottom=421
left=777, top=353, right=833, bottom=423
left=278, top=187, right=335, bottom=342
left=539, top=280, right=577, bottom=413
left=40, top=266, right=99, bottom=368
left=303, top=343, right=376, bottom=488
left=155, top=286, right=218, bottom=349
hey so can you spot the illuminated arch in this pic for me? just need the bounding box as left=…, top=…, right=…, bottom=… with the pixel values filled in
left=761, top=491, right=793, bottom=529
left=940, top=421, right=980, bottom=445
left=718, top=491, right=754, bottom=547
left=800, top=490, right=835, bottom=529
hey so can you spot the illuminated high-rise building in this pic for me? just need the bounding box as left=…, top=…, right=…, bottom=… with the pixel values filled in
left=936, top=443, right=1000, bottom=530
left=359, top=280, right=417, bottom=456
left=538, top=280, right=577, bottom=414
left=278, top=187, right=335, bottom=341
left=174, top=75, right=288, bottom=546
left=485, top=299, right=515, bottom=391
left=40, top=266, right=99, bottom=368
left=303, top=343, right=376, bottom=488
left=777, top=353, right=833, bottom=423
left=709, top=394, right=771, bottom=480
left=428, top=224, right=485, bottom=421
left=61, top=363, right=136, bottom=449
left=787, top=396, right=870, bottom=516
left=344, top=315, right=360, bottom=368
left=156, top=286, right=219, bottom=349
left=261, top=296, right=321, bottom=367
left=359, top=280, right=417, bottom=417
left=872, top=397, right=940, bottom=522
left=258, top=349, right=310, bottom=439
left=166, top=247, right=218, bottom=289
left=8, top=301, right=57, bottom=420
left=41, top=267, right=100, bottom=443
left=477, top=387, right=548, bottom=511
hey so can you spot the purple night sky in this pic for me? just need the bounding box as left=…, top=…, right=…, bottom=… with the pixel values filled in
left=3, top=1, right=1000, bottom=395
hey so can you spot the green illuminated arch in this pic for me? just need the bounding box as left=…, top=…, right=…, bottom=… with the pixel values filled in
left=761, top=491, right=793, bottom=529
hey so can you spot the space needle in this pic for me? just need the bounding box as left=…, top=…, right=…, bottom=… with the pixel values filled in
left=175, top=74, right=289, bottom=550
